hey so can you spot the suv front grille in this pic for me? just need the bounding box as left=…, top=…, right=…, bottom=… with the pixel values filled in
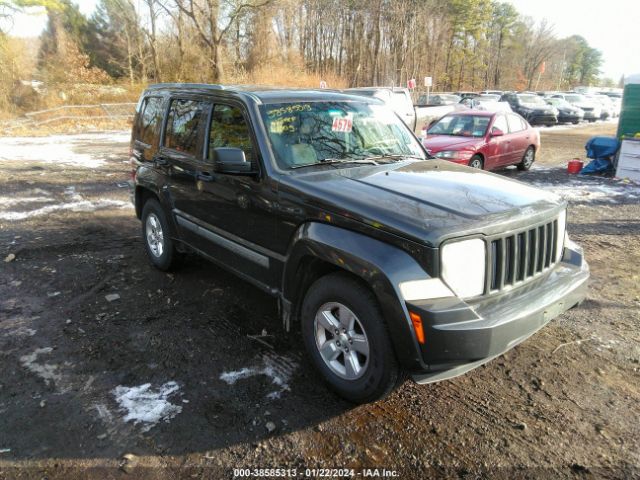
left=487, top=218, right=559, bottom=293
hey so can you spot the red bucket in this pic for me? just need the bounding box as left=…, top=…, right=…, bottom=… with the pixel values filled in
left=567, top=159, right=583, bottom=174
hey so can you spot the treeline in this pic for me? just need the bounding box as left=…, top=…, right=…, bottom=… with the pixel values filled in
left=1, top=0, right=612, bottom=113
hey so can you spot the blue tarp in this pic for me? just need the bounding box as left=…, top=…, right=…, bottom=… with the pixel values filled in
left=581, top=136, right=620, bottom=174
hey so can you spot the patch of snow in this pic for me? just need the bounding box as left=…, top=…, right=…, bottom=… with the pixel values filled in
left=20, top=347, right=62, bottom=386
left=220, top=353, right=298, bottom=400
left=8, top=327, right=37, bottom=337
left=0, top=131, right=130, bottom=168
left=112, top=381, right=183, bottom=432
left=0, top=198, right=131, bottom=221
left=531, top=179, right=640, bottom=203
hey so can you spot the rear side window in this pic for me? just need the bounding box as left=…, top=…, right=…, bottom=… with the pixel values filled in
left=507, top=114, right=526, bottom=132
left=136, top=96, right=164, bottom=145
left=209, top=104, right=255, bottom=164
left=165, top=99, right=208, bottom=155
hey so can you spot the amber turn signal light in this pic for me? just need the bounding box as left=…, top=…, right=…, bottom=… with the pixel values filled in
left=409, top=311, right=425, bottom=344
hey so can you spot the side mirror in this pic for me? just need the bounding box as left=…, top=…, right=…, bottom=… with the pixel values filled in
left=491, top=128, right=504, bottom=137
left=213, top=147, right=253, bottom=174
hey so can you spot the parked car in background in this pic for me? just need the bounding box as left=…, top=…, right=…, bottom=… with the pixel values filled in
left=550, top=93, right=601, bottom=122
left=414, top=94, right=462, bottom=137
left=601, top=91, right=622, bottom=114
left=454, top=91, right=479, bottom=99
left=422, top=110, right=540, bottom=171
left=460, top=95, right=512, bottom=112
left=417, top=93, right=461, bottom=106
left=346, top=87, right=417, bottom=131
left=479, top=90, right=502, bottom=95
left=545, top=97, right=584, bottom=124
left=588, top=94, right=616, bottom=119
left=501, top=93, right=558, bottom=126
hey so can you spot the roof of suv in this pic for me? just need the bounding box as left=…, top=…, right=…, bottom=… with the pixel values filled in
left=145, top=83, right=379, bottom=105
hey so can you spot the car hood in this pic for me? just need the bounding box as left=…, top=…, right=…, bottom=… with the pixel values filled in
left=286, top=160, right=564, bottom=247
left=422, top=135, right=482, bottom=153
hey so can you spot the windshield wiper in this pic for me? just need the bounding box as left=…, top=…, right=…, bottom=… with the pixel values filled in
left=290, top=158, right=380, bottom=169
left=364, top=154, right=424, bottom=162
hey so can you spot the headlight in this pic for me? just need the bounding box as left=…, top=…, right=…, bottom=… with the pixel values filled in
left=435, top=150, right=472, bottom=159
left=556, top=210, right=566, bottom=261
left=434, top=150, right=459, bottom=159
left=441, top=238, right=486, bottom=298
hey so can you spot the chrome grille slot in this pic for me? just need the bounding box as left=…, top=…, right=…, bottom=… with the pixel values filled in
left=487, top=218, right=560, bottom=294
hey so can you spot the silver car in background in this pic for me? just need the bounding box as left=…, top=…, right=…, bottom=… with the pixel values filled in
left=346, top=87, right=417, bottom=131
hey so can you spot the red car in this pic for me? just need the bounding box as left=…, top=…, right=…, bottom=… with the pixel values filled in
left=422, top=110, right=540, bottom=171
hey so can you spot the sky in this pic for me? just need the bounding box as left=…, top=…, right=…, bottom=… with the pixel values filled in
left=505, top=0, right=638, bottom=80
left=5, top=0, right=640, bottom=80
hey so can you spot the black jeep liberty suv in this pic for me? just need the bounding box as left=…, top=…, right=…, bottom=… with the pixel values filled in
left=130, top=84, right=589, bottom=403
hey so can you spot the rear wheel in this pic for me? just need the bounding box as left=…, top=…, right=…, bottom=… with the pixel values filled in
left=468, top=155, right=483, bottom=169
left=141, top=198, right=179, bottom=271
left=301, top=272, right=401, bottom=403
left=517, top=146, right=535, bottom=171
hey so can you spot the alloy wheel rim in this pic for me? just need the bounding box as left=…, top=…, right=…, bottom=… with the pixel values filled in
left=524, top=149, right=534, bottom=167
left=145, top=213, right=164, bottom=257
left=470, top=158, right=481, bottom=168
left=314, top=302, right=370, bottom=380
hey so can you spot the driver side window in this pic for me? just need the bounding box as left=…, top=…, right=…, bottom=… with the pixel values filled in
left=209, top=104, right=255, bottom=166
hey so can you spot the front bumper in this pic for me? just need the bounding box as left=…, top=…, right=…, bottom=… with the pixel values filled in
left=526, top=113, right=558, bottom=125
left=408, top=240, right=589, bottom=384
left=558, top=113, right=583, bottom=123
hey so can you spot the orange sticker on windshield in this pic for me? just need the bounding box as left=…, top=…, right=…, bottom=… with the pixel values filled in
left=332, top=117, right=353, bottom=133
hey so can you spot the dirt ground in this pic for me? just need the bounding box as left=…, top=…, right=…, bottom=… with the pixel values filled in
left=1, top=121, right=639, bottom=479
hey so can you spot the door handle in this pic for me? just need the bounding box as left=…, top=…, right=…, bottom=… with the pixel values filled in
left=197, top=171, right=214, bottom=182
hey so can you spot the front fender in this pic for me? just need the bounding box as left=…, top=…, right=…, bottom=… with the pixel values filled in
left=283, top=222, right=432, bottom=371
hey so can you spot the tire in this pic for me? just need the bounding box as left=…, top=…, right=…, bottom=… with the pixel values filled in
left=468, top=155, right=483, bottom=169
left=517, top=146, right=535, bottom=171
left=300, top=272, right=401, bottom=403
left=141, top=198, right=179, bottom=271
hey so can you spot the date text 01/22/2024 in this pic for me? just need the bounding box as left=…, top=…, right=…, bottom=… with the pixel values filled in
left=233, top=468, right=399, bottom=478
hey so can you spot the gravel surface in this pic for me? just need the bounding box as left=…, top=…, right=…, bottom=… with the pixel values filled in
left=0, top=121, right=638, bottom=479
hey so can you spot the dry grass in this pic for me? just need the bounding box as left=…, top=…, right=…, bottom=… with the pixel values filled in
left=235, top=61, right=348, bottom=90
left=0, top=61, right=348, bottom=136
left=0, top=117, right=133, bottom=137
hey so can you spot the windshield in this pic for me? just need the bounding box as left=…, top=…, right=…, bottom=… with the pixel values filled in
left=594, top=96, right=612, bottom=105
left=260, top=102, right=426, bottom=169
left=517, top=94, right=546, bottom=106
left=565, top=94, right=585, bottom=103
left=478, top=94, right=500, bottom=101
left=427, top=114, right=491, bottom=137
left=547, top=98, right=570, bottom=108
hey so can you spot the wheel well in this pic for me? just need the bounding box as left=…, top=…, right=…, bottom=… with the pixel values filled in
left=288, top=256, right=373, bottom=327
left=135, top=187, right=158, bottom=219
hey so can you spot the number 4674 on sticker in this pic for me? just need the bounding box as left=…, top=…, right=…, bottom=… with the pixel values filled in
left=332, top=116, right=353, bottom=133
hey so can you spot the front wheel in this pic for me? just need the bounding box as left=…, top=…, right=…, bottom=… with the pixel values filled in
left=468, top=155, right=483, bottom=169
left=517, top=146, right=535, bottom=171
left=301, top=272, right=401, bottom=403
